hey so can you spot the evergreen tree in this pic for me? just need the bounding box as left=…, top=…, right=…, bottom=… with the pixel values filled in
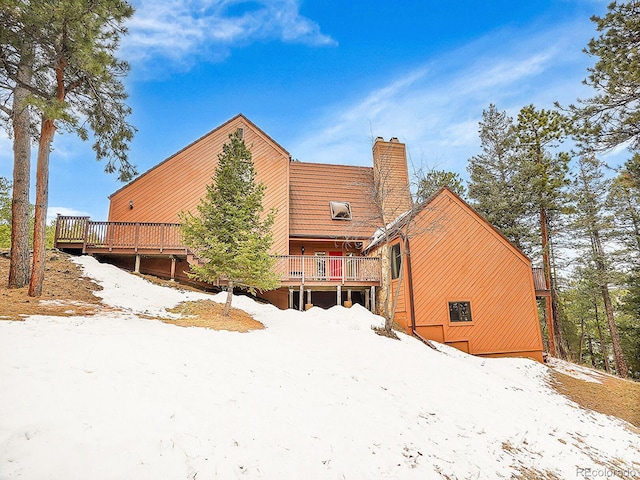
left=0, top=3, right=35, bottom=287
left=467, top=104, right=534, bottom=253
left=0, top=0, right=137, bottom=295
left=515, top=104, right=572, bottom=358
left=181, top=133, right=279, bottom=316
left=570, top=153, right=629, bottom=377
left=416, top=169, right=466, bottom=202
left=573, top=1, right=640, bottom=151
left=563, top=272, right=613, bottom=372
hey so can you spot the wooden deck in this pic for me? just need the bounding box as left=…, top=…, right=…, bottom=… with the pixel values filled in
left=54, top=215, right=382, bottom=285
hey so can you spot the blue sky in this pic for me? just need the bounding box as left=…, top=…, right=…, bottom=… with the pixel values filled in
left=0, top=0, right=620, bottom=221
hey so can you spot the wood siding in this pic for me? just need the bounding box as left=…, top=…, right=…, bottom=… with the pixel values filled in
left=108, top=115, right=290, bottom=255
left=289, top=162, right=381, bottom=239
left=397, top=189, right=543, bottom=361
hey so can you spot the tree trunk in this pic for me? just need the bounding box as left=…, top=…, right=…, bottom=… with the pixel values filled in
left=594, top=302, right=611, bottom=374
left=540, top=205, right=558, bottom=357
left=600, top=283, right=628, bottom=377
left=591, top=225, right=628, bottom=377
left=8, top=53, right=33, bottom=288
left=223, top=280, right=234, bottom=317
left=587, top=334, right=596, bottom=368
left=387, top=238, right=407, bottom=333
left=28, top=117, right=55, bottom=297
left=578, top=318, right=585, bottom=364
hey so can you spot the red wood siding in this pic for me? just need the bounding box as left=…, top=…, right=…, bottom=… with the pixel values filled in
left=108, top=115, right=290, bottom=255
left=398, top=189, right=543, bottom=360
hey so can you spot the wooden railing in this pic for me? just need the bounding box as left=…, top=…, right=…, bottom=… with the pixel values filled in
left=532, top=267, right=550, bottom=295
left=273, top=255, right=381, bottom=284
left=85, top=221, right=184, bottom=253
left=54, top=216, right=382, bottom=284
left=54, top=215, right=89, bottom=243
left=55, top=215, right=186, bottom=253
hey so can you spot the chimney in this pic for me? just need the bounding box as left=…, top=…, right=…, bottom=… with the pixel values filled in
left=372, top=137, right=412, bottom=225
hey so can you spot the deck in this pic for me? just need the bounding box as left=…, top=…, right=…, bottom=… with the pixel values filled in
left=54, top=215, right=382, bottom=286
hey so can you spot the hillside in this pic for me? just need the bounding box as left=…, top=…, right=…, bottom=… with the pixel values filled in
left=1, top=254, right=639, bottom=479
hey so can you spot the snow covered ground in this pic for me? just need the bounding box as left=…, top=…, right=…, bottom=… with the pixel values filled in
left=1, top=256, right=639, bottom=479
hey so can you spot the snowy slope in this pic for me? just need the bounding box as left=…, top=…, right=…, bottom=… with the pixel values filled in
left=0, top=256, right=638, bottom=479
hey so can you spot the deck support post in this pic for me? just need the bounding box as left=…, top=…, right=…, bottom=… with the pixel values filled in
left=306, top=289, right=312, bottom=310
left=289, top=288, right=294, bottom=309
left=170, top=256, right=176, bottom=281
left=337, top=285, right=341, bottom=306
left=134, top=254, right=141, bottom=273
left=370, top=285, right=376, bottom=313
left=299, top=286, right=304, bottom=311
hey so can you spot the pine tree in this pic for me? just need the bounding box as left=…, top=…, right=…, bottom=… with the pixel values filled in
left=467, top=104, right=534, bottom=253
left=0, top=5, right=35, bottom=288
left=0, top=0, right=137, bottom=295
left=416, top=169, right=466, bottom=202
left=573, top=1, right=640, bottom=151
left=515, top=105, right=572, bottom=358
left=571, top=153, right=629, bottom=377
left=181, top=133, right=279, bottom=316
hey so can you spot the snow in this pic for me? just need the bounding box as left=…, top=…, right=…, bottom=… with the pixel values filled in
left=1, top=256, right=639, bottom=479
left=546, top=357, right=610, bottom=384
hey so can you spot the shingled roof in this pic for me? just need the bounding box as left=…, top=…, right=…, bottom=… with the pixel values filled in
left=288, top=162, right=382, bottom=239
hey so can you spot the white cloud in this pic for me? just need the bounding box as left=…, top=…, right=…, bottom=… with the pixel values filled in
left=47, top=207, right=91, bottom=225
left=122, top=0, right=335, bottom=67
left=288, top=19, right=597, bottom=176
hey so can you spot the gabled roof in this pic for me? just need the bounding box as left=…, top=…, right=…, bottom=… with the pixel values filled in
left=289, top=162, right=382, bottom=239
left=366, top=186, right=531, bottom=263
left=109, top=114, right=289, bottom=199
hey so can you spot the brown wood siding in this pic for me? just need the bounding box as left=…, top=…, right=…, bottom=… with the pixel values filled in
left=405, top=190, right=542, bottom=359
left=108, top=115, right=290, bottom=255
left=289, top=162, right=381, bottom=239
left=289, top=240, right=361, bottom=256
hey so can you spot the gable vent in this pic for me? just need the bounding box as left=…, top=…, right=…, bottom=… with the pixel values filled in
left=330, top=201, right=352, bottom=220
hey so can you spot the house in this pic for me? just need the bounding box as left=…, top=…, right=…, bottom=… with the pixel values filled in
left=55, top=114, right=545, bottom=361
left=366, top=188, right=544, bottom=361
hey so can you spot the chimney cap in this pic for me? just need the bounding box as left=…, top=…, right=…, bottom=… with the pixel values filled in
left=390, top=137, right=399, bottom=143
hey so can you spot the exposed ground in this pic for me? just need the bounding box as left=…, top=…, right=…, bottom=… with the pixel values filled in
left=551, top=370, right=640, bottom=430
left=0, top=250, right=637, bottom=428
left=0, top=249, right=263, bottom=332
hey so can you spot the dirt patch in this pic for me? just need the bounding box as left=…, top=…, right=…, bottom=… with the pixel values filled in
left=165, top=300, right=264, bottom=332
left=0, top=250, right=261, bottom=332
left=0, top=250, right=103, bottom=320
left=550, top=369, right=640, bottom=429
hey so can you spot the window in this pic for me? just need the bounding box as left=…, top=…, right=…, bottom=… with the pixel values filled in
left=449, top=301, right=472, bottom=323
left=315, top=252, right=326, bottom=278
left=390, top=243, right=402, bottom=279
left=236, top=127, right=244, bottom=139
left=330, top=201, right=352, bottom=220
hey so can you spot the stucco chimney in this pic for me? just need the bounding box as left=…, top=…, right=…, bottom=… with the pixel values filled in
left=372, top=137, right=412, bottom=225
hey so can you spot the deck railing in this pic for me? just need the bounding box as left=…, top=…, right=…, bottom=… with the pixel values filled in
left=273, top=255, right=380, bottom=284
left=85, top=221, right=184, bottom=252
left=55, top=215, right=185, bottom=253
left=532, top=267, right=550, bottom=294
left=55, top=216, right=382, bottom=284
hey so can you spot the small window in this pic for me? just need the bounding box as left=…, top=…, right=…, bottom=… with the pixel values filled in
left=449, top=301, right=472, bottom=323
left=330, top=201, right=352, bottom=220
left=236, top=127, right=244, bottom=139
left=390, top=243, right=402, bottom=279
